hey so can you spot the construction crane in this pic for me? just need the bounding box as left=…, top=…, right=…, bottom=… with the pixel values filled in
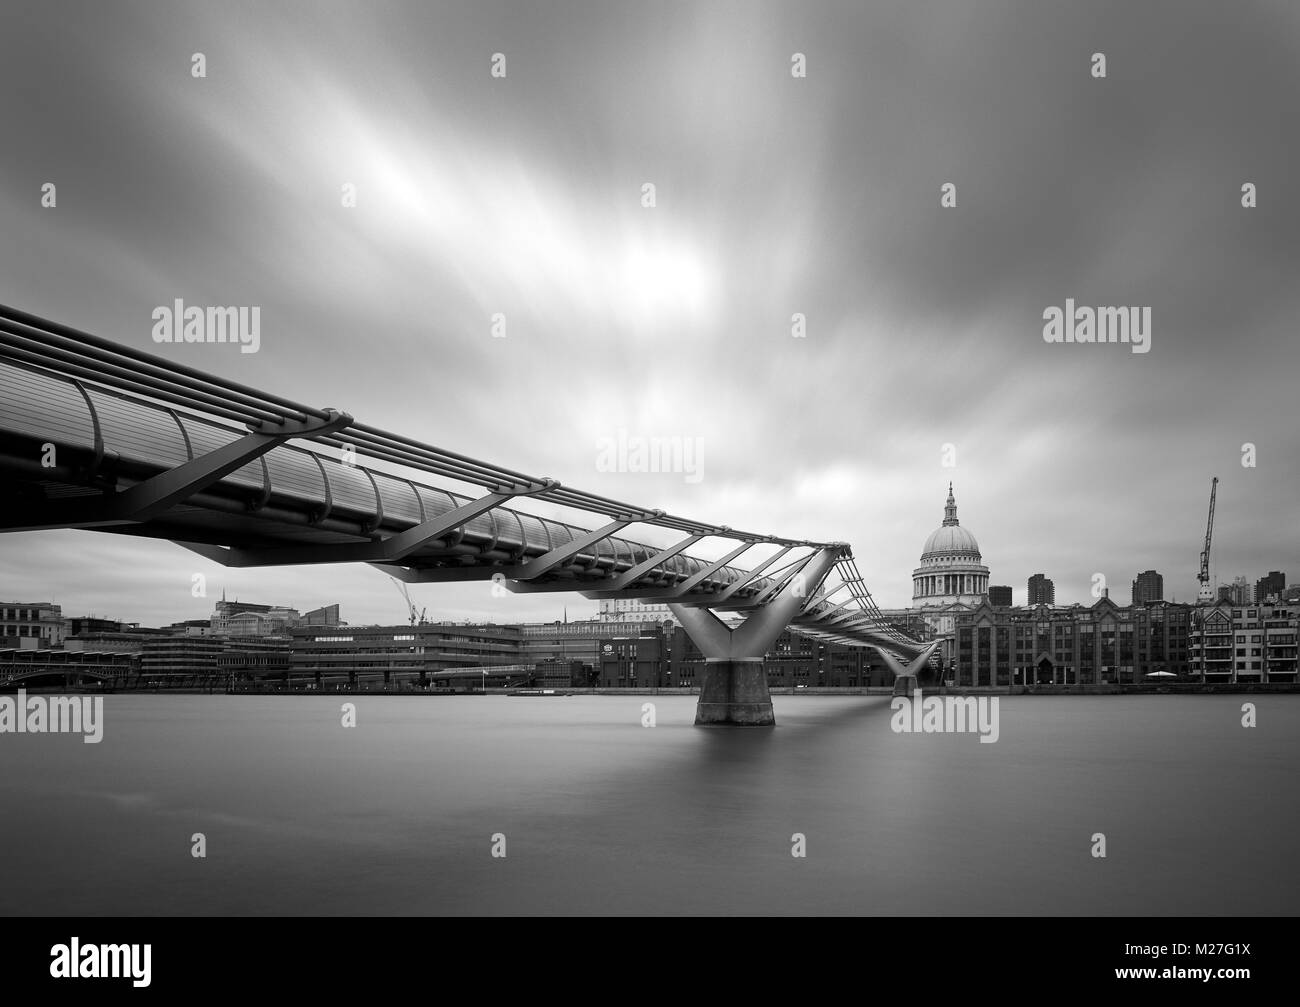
left=388, top=575, right=427, bottom=627
left=1197, top=476, right=1218, bottom=603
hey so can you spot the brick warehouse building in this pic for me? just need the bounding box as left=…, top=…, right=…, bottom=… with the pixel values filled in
left=954, top=597, right=1194, bottom=686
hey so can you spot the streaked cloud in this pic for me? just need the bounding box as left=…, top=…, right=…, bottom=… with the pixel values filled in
left=1, top=0, right=1297, bottom=624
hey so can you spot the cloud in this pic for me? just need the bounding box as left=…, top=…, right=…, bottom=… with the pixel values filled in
left=2, top=0, right=1297, bottom=622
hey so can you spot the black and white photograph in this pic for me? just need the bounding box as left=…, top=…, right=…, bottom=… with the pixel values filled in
left=0, top=0, right=1295, bottom=987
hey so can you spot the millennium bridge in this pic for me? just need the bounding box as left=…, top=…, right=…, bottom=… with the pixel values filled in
left=0, top=303, right=934, bottom=724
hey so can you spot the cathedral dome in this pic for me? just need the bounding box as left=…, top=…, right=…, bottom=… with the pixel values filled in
left=921, top=524, right=981, bottom=560
left=912, top=484, right=990, bottom=609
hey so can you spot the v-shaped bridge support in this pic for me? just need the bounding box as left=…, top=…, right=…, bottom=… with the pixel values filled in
left=668, top=546, right=844, bottom=726
left=875, top=640, right=942, bottom=696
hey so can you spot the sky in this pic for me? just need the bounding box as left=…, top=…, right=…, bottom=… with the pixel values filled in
left=2, top=0, right=1298, bottom=627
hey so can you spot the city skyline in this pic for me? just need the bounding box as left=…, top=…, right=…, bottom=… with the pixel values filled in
left=5, top=521, right=1292, bottom=632
left=3, top=0, right=1299, bottom=625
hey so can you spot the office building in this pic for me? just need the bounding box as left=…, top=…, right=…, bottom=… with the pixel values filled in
left=211, top=597, right=341, bottom=637
left=1027, top=574, right=1055, bottom=605
left=289, top=622, right=523, bottom=688
left=1131, top=569, right=1163, bottom=605
left=596, top=598, right=679, bottom=623
left=0, top=601, right=65, bottom=648
left=1256, top=571, right=1286, bottom=604
left=1217, top=577, right=1253, bottom=606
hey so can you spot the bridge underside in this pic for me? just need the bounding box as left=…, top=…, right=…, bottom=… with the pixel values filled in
left=0, top=303, right=930, bottom=725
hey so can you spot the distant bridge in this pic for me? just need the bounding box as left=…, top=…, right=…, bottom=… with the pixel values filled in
left=0, top=648, right=135, bottom=686
left=0, top=303, right=928, bottom=723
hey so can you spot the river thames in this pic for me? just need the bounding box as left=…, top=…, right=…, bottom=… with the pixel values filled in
left=2, top=694, right=1296, bottom=915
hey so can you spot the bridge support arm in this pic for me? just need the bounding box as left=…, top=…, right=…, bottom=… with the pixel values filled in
left=731, top=547, right=844, bottom=657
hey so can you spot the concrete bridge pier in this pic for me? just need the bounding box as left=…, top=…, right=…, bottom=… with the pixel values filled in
left=695, top=658, right=771, bottom=725
left=891, top=674, right=919, bottom=697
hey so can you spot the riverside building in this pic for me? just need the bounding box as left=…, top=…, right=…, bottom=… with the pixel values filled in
left=1189, top=600, right=1298, bottom=683
left=954, top=597, right=1194, bottom=686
